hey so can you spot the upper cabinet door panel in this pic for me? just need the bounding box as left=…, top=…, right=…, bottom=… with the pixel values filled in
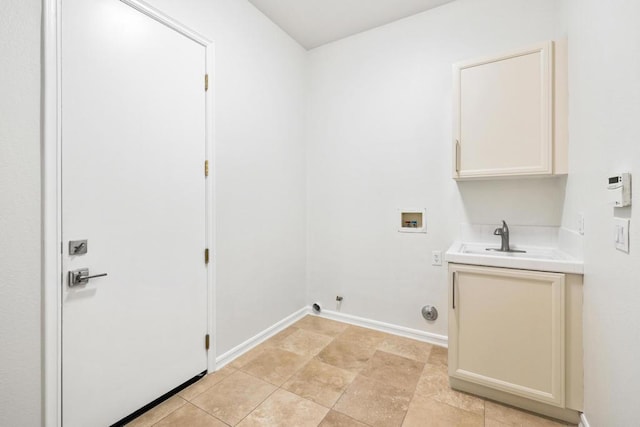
left=460, top=51, right=547, bottom=172
left=453, top=42, right=554, bottom=179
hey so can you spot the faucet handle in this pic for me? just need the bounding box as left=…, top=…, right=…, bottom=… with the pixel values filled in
left=494, top=220, right=508, bottom=235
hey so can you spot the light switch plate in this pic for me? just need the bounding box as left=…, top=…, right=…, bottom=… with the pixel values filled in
left=614, top=218, right=630, bottom=253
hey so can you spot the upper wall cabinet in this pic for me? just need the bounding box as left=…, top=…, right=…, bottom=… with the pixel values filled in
left=452, top=41, right=567, bottom=180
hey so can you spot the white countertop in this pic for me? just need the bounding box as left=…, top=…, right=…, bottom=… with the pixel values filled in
left=445, top=241, right=584, bottom=274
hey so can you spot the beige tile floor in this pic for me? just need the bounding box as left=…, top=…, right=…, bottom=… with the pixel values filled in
left=127, top=315, right=575, bottom=427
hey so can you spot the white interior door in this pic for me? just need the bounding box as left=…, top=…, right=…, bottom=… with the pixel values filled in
left=61, top=1, right=208, bottom=425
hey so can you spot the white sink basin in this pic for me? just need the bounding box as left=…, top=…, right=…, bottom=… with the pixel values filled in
left=446, top=242, right=583, bottom=274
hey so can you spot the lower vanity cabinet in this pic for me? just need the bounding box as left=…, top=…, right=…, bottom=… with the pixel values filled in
left=447, top=263, right=583, bottom=423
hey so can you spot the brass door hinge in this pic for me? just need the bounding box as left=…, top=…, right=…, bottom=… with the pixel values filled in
left=205, top=160, right=209, bottom=177
left=205, top=74, right=209, bottom=91
left=205, top=334, right=210, bottom=350
left=205, top=248, right=210, bottom=264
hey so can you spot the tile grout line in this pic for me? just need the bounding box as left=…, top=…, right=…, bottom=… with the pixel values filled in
left=236, top=349, right=314, bottom=388
left=261, top=323, right=347, bottom=426
left=345, top=341, right=426, bottom=422
left=187, top=398, right=232, bottom=426
left=185, top=371, right=266, bottom=426
left=418, top=361, right=489, bottom=424
left=189, top=400, right=232, bottom=427
left=279, top=328, right=356, bottom=425
left=330, top=406, right=375, bottom=427
left=397, top=361, right=429, bottom=427
left=180, top=367, right=237, bottom=403
left=187, top=371, right=272, bottom=426
left=232, top=384, right=281, bottom=426
left=149, top=400, right=232, bottom=427
left=323, top=325, right=426, bottom=426
left=229, top=339, right=332, bottom=425
left=145, top=395, right=187, bottom=427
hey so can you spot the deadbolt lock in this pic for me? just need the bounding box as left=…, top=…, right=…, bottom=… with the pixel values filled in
left=69, top=239, right=88, bottom=255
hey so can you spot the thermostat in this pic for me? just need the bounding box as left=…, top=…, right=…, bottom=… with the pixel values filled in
left=608, top=173, right=631, bottom=207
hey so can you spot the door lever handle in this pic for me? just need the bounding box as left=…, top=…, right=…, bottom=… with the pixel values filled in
left=68, top=268, right=108, bottom=287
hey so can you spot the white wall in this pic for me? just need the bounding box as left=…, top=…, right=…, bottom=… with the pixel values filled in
left=563, top=0, right=640, bottom=424
left=146, top=0, right=308, bottom=356
left=0, top=0, right=42, bottom=426
left=306, top=0, right=568, bottom=337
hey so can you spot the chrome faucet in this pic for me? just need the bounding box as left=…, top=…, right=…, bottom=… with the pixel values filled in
left=487, top=220, right=526, bottom=253
left=494, top=220, right=510, bottom=251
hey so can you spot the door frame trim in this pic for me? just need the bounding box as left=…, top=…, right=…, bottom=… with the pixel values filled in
left=42, top=1, right=216, bottom=425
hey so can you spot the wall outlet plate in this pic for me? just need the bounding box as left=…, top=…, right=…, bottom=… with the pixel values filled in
left=432, top=250, right=442, bottom=266
left=614, top=217, right=630, bottom=253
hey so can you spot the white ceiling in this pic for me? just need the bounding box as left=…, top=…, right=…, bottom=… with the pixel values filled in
left=248, top=0, right=457, bottom=50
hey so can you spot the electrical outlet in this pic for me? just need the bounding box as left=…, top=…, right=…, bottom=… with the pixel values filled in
left=577, top=213, right=585, bottom=235
left=432, top=250, right=442, bottom=266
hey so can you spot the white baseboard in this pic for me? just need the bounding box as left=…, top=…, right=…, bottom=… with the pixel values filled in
left=317, top=309, right=448, bottom=348
left=214, top=305, right=448, bottom=370
left=579, top=413, right=590, bottom=427
left=215, top=306, right=311, bottom=369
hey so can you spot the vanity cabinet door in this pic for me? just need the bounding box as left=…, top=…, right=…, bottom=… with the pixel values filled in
left=453, top=41, right=554, bottom=179
left=448, top=264, right=565, bottom=407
